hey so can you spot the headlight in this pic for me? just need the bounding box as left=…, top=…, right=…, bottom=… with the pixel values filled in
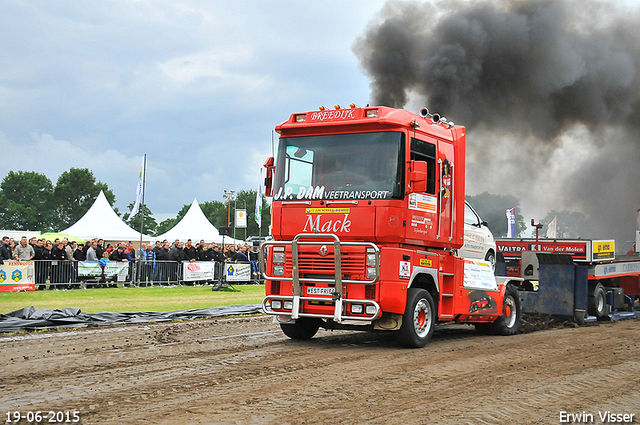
left=273, top=252, right=285, bottom=263
left=273, top=264, right=284, bottom=276
left=366, top=267, right=377, bottom=279
left=283, top=301, right=293, bottom=310
left=365, top=305, right=377, bottom=315
left=271, top=300, right=282, bottom=310
left=350, top=304, right=364, bottom=314
left=367, top=253, right=377, bottom=267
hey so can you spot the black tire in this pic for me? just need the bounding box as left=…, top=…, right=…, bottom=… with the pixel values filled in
left=398, top=288, right=436, bottom=348
left=485, top=250, right=496, bottom=272
left=485, top=283, right=521, bottom=335
left=588, top=282, right=606, bottom=318
left=280, top=318, right=322, bottom=340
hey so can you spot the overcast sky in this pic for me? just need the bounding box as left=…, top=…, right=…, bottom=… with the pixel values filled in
left=0, top=0, right=389, bottom=222
left=3, top=0, right=639, bottom=240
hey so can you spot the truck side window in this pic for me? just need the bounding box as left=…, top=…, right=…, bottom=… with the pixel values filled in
left=410, top=138, right=436, bottom=194
left=464, top=202, right=480, bottom=226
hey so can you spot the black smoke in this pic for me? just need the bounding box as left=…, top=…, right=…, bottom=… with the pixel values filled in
left=354, top=0, right=640, bottom=247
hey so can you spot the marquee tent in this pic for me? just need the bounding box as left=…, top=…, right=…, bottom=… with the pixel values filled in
left=156, top=199, right=243, bottom=244
left=64, top=191, right=152, bottom=242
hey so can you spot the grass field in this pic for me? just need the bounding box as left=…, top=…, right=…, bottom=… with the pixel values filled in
left=0, top=284, right=266, bottom=314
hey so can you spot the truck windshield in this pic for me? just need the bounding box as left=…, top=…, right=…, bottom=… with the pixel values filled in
left=273, top=131, right=404, bottom=201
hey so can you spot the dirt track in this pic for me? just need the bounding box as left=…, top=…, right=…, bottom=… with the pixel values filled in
left=1, top=315, right=639, bottom=425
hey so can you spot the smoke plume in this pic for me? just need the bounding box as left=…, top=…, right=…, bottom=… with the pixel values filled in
left=354, top=0, right=640, bottom=247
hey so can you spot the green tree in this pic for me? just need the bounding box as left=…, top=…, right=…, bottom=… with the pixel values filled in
left=208, top=190, right=272, bottom=239
left=0, top=171, right=55, bottom=231
left=466, top=192, right=526, bottom=237
left=125, top=203, right=157, bottom=236
left=155, top=217, right=178, bottom=237
left=53, top=167, right=116, bottom=230
left=200, top=200, right=229, bottom=228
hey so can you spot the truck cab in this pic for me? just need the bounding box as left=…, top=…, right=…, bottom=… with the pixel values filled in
left=261, top=106, right=520, bottom=347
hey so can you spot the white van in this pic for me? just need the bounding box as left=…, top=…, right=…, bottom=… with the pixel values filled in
left=460, top=201, right=497, bottom=269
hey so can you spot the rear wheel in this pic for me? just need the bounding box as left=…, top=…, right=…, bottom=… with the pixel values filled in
left=479, top=283, right=521, bottom=335
left=588, top=283, right=606, bottom=318
left=398, top=288, right=436, bottom=348
left=280, top=318, right=322, bottom=340
left=485, top=250, right=496, bottom=271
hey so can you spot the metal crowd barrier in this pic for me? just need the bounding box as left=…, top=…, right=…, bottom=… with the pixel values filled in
left=29, top=260, right=261, bottom=290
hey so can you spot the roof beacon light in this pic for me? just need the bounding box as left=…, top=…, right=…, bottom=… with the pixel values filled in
left=334, top=104, right=342, bottom=110
left=319, top=106, right=326, bottom=111
left=350, top=103, right=357, bottom=108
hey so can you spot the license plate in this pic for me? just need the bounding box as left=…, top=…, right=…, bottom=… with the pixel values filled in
left=306, top=286, right=334, bottom=296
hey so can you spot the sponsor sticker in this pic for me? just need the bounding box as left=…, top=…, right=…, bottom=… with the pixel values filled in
left=419, top=258, right=432, bottom=267
left=400, top=261, right=411, bottom=278
left=306, top=208, right=350, bottom=214
left=408, top=193, right=437, bottom=213
left=592, top=240, right=615, bottom=260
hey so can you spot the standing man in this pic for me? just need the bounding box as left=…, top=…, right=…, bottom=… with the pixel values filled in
left=33, top=239, right=46, bottom=290
left=95, top=239, right=104, bottom=260
left=50, top=241, right=67, bottom=289
left=0, top=236, right=12, bottom=261
left=14, top=236, right=35, bottom=261
left=184, top=239, right=197, bottom=263
left=86, top=241, right=98, bottom=261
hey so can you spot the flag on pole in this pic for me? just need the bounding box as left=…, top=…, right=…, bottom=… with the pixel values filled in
left=506, top=208, right=516, bottom=238
left=546, top=215, right=557, bottom=238
left=255, top=169, right=263, bottom=228
left=128, top=156, right=145, bottom=222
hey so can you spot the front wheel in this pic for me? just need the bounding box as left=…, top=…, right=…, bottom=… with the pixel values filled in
left=280, top=318, right=322, bottom=340
left=398, top=288, right=436, bottom=348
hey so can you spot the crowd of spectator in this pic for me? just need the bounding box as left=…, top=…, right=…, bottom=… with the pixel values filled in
left=0, top=235, right=261, bottom=290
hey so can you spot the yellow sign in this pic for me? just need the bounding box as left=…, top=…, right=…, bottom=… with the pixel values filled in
left=592, top=240, right=615, bottom=260
left=306, top=208, right=350, bottom=214
left=419, top=258, right=432, bottom=267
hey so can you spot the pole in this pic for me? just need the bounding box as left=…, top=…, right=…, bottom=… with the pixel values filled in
left=137, top=154, right=147, bottom=287
left=234, top=197, right=237, bottom=239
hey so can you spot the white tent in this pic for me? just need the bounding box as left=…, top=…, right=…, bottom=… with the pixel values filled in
left=156, top=199, right=243, bottom=244
left=64, top=191, right=152, bottom=242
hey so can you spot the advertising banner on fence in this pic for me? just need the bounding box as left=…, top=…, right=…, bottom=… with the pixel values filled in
left=183, top=262, right=216, bottom=282
left=77, top=261, right=129, bottom=281
left=0, top=261, right=35, bottom=292
left=225, top=263, right=252, bottom=282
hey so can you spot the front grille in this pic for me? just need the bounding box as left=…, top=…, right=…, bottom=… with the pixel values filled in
left=297, top=251, right=366, bottom=275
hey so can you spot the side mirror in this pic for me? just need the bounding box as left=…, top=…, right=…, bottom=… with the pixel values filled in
left=264, top=157, right=275, bottom=197
left=409, top=160, right=428, bottom=193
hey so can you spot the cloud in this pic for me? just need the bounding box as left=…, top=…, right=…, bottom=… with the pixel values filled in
left=0, top=0, right=388, bottom=226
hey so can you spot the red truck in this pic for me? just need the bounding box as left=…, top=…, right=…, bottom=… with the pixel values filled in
left=260, top=105, right=522, bottom=347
